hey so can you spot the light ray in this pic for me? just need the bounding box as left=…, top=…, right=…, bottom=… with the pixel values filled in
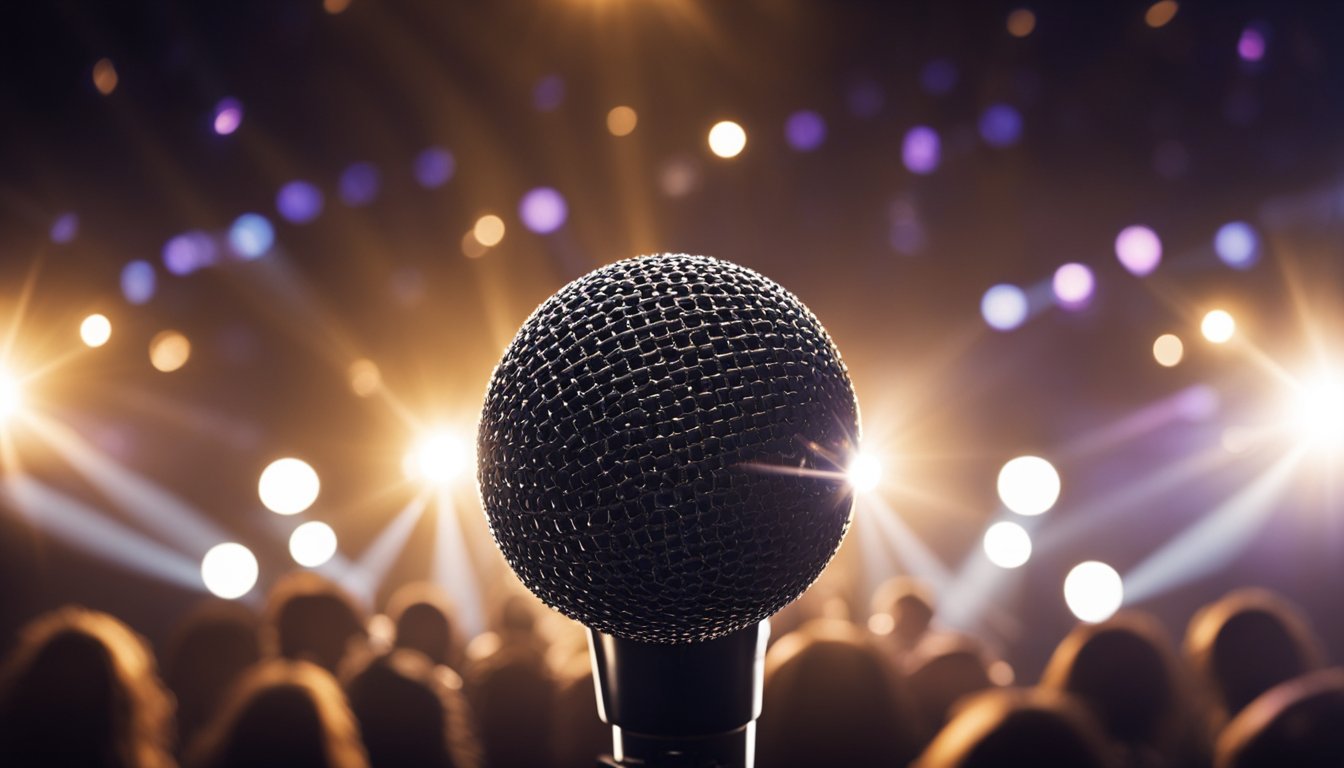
left=340, top=490, right=432, bottom=603
left=432, top=488, right=485, bottom=637
left=1059, top=385, right=1219, bottom=458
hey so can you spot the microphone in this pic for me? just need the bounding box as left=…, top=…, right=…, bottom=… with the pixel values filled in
left=477, top=254, right=858, bottom=767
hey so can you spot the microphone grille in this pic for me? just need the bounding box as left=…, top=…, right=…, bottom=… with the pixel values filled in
left=477, top=254, right=858, bottom=644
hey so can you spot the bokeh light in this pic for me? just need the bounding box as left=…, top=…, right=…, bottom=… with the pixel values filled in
left=784, top=110, right=826, bottom=152
left=461, top=230, right=488, bottom=259
left=519, top=188, right=568, bottom=234
left=659, top=156, right=700, bottom=198
left=847, top=452, right=883, bottom=493
left=473, top=215, right=506, bottom=247
left=1052, top=263, right=1095, bottom=307
left=1145, top=1, right=1179, bottom=29
left=1214, top=221, right=1259, bottom=269
left=1201, top=309, right=1236, bottom=344
left=919, top=59, right=958, bottom=95
left=1006, top=9, right=1036, bottom=38
left=997, top=455, right=1061, bottom=516
left=983, top=521, right=1033, bottom=569
left=120, top=260, right=156, bottom=305
left=80, top=314, right=112, bottom=348
left=258, top=457, right=321, bottom=515
left=213, top=98, right=243, bottom=135
left=1289, top=371, right=1344, bottom=451
left=1115, top=225, right=1163, bottom=276
left=338, top=162, right=380, bottom=207
left=0, top=367, right=24, bottom=423
left=1153, top=333, right=1185, bottom=367
left=163, top=231, right=217, bottom=276
left=979, top=104, right=1023, bottom=147
left=289, top=521, right=338, bottom=568
left=324, top=0, right=352, bottom=13
left=276, top=180, right=324, bottom=224
left=847, top=79, right=885, bottom=118
left=1064, top=561, right=1124, bottom=623
left=533, top=75, right=564, bottom=112
left=607, top=106, right=638, bottom=137
left=149, top=331, right=191, bottom=373
left=200, top=543, right=258, bottom=600
left=50, top=212, right=79, bottom=244
left=1238, top=26, right=1266, bottom=63
left=981, top=283, right=1029, bottom=331
left=708, top=120, right=747, bottom=158
left=406, top=429, right=471, bottom=485
left=414, top=147, right=455, bottom=189
left=902, top=126, right=941, bottom=174
left=347, top=358, right=381, bottom=397
left=228, top=214, right=275, bottom=260
left=92, top=58, right=118, bottom=95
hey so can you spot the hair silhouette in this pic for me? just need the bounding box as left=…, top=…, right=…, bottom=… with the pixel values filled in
left=344, top=649, right=481, bottom=768
left=1215, top=667, right=1344, bottom=768
left=387, top=582, right=464, bottom=671
left=263, top=573, right=368, bottom=673
left=163, top=600, right=262, bottom=757
left=913, top=688, right=1112, bottom=768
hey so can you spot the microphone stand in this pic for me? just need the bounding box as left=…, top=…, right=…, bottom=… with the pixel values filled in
left=589, top=621, right=770, bottom=768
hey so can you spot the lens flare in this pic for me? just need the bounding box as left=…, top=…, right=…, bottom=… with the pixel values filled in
left=997, top=455, right=1061, bottom=516
left=201, top=543, right=259, bottom=599
left=289, top=521, right=338, bottom=568
left=80, top=314, right=112, bottom=348
left=1064, top=560, right=1124, bottom=623
left=0, top=368, right=23, bottom=423
left=406, top=429, right=471, bottom=485
left=1290, top=371, right=1344, bottom=451
left=847, top=452, right=883, bottom=493
left=983, top=521, right=1032, bottom=568
left=258, top=457, right=321, bottom=515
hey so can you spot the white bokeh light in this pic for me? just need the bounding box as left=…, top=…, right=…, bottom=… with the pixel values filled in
left=1064, top=560, right=1124, bottom=623
left=201, top=543, right=259, bottom=599
left=983, top=521, right=1033, bottom=568
left=997, top=455, right=1061, bottom=516
left=289, top=521, right=338, bottom=568
left=258, top=458, right=321, bottom=515
left=80, top=314, right=112, bottom=348
left=1201, top=309, right=1236, bottom=344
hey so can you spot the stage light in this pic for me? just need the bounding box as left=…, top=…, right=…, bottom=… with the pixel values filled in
left=347, top=358, right=380, bottom=398
left=473, top=215, right=505, bottom=247
left=289, top=521, right=338, bottom=568
left=1006, top=8, right=1036, bottom=38
left=708, top=120, right=747, bottom=158
left=149, top=331, right=191, bottom=372
left=1238, top=27, right=1266, bottom=62
left=981, top=283, right=1029, bottom=331
left=121, top=260, right=156, bottom=305
left=607, top=106, right=638, bottom=137
left=93, top=58, right=118, bottom=95
left=1145, top=1, right=1178, bottom=29
left=50, top=213, right=79, bottom=244
left=519, top=187, right=568, bottom=234
left=784, top=110, right=826, bottom=152
left=0, top=368, right=24, bottom=423
left=846, top=452, right=883, bottom=493
left=227, top=214, right=274, bottom=260
left=1064, top=560, right=1123, bottom=623
left=1115, top=225, right=1162, bottom=276
left=979, top=104, right=1022, bottom=147
left=1215, top=221, right=1259, bottom=269
left=201, top=543, right=259, bottom=600
left=406, top=429, right=471, bottom=486
left=258, top=457, right=321, bottom=515
left=1201, top=309, right=1236, bottom=344
left=1289, top=371, right=1344, bottom=451
left=213, top=98, right=243, bottom=135
left=338, top=162, right=380, bottom=207
left=80, top=314, right=112, bottom=348
left=983, top=521, right=1032, bottom=568
left=902, top=126, right=941, bottom=174
left=1153, top=333, right=1184, bottom=367
left=1052, top=263, right=1095, bottom=307
left=997, top=455, right=1061, bottom=516
left=414, top=147, right=455, bottom=189
left=276, top=180, right=324, bottom=224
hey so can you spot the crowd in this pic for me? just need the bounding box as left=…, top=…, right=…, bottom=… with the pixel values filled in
left=0, top=571, right=1339, bottom=767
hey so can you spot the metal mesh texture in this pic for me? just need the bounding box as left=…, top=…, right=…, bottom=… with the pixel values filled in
left=477, top=254, right=858, bottom=644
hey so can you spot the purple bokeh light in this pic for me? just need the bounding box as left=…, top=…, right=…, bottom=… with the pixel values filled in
left=784, top=110, right=826, bottom=152
left=1238, top=27, right=1266, bottom=63
left=120, top=260, right=156, bottom=305
left=902, top=126, right=941, bottom=175
left=1115, top=225, right=1163, bottom=276
left=414, top=147, right=455, bottom=189
left=339, top=162, right=380, bottom=207
left=847, top=79, right=885, bottom=118
left=533, top=75, right=564, bottom=112
left=981, top=284, right=1029, bottom=331
left=213, top=98, right=243, bottom=135
left=1214, top=221, right=1259, bottom=269
left=162, top=231, right=218, bottom=275
left=1052, top=262, right=1096, bottom=308
left=49, top=212, right=79, bottom=244
left=518, top=187, right=568, bottom=234
left=276, top=180, right=324, bottom=224
left=919, top=59, right=958, bottom=95
left=979, top=104, right=1023, bottom=147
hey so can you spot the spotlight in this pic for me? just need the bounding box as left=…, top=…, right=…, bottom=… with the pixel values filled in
left=201, top=543, right=259, bottom=599
left=0, top=367, right=23, bottom=423
left=258, top=457, right=321, bottom=515
left=997, top=455, right=1061, bottom=516
left=1063, top=560, right=1123, bottom=623
left=1289, top=371, right=1344, bottom=451
left=846, top=452, right=883, bottom=493
left=406, top=428, right=471, bottom=486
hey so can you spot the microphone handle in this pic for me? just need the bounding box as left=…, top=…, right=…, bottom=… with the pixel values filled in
left=589, top=621, right=770, bottom=768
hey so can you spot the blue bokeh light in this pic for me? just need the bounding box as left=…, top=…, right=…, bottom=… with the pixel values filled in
left=979, top=104, right=1023, bottom=147
left=414, top=147, right=456, bottom=189
left=120, top=260, right=156, bottom=305
left=982, top=283, right=1029, bottom=331
left=228, top=213, right=275, bottom=259
left=1214, top=221, right=1259, bottom=269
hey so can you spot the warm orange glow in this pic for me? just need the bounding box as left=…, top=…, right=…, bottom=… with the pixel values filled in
left=93, top=59, right=119, bottom=95
left=607, top=106, right=638, bottom=137
left=149, top=330, right=191, bottom=372
left=348, top=358, right=381, bottom=397
left=473, top=215, right=506, bottom=247
left=323, top=0, right=352, bottom=13
left=1145, top=1, right=1178, bottom=28
left=1006, top=9, right=1036, bottom=38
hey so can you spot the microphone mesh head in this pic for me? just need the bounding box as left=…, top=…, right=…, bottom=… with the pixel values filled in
left=477, top=254, right=858, bottom=644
